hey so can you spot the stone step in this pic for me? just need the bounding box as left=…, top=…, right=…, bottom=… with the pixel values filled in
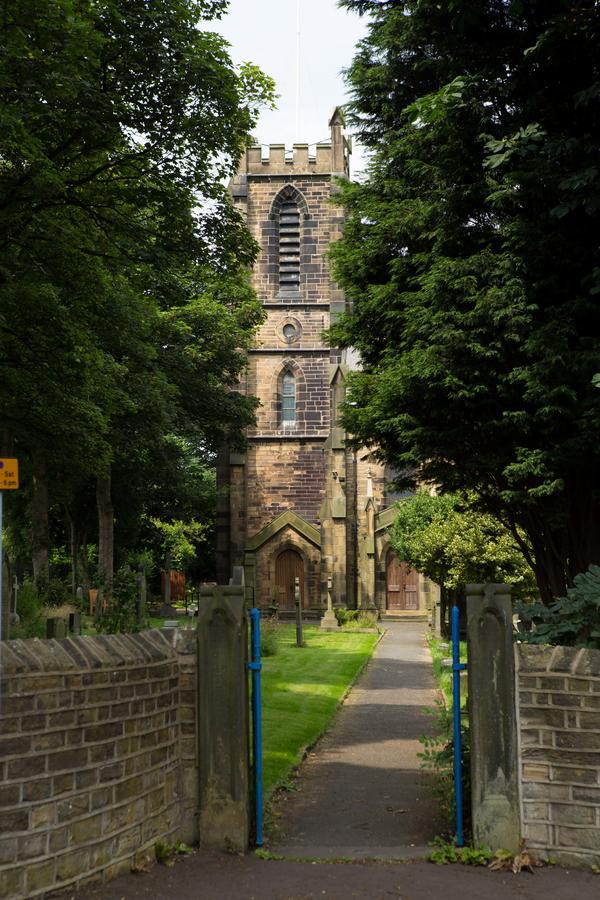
left=382, top=614, right=428, bottom=622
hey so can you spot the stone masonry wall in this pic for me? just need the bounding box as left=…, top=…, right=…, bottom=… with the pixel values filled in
left=516, top=643, right=600, bottom=869
left=0, top=629, right=197, bottom=899
left=245, top=441, right=327, bottom=533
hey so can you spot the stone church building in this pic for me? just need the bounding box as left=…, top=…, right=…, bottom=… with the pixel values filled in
left=217, top=110, right=432, bottom=619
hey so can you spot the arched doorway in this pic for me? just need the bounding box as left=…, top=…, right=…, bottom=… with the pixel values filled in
left=275, top=549, right=305, bottom=610
left=386, top=550, right=419, bottom=611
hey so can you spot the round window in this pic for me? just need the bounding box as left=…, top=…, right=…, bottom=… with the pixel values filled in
left=283, top=323, right=297, bottom=341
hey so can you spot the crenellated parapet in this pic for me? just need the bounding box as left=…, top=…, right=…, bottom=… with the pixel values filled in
left=235, top=106, right=351, bottom=179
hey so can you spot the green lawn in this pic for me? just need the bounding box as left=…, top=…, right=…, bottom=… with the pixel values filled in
left=260, top=625, right=379, bottom=796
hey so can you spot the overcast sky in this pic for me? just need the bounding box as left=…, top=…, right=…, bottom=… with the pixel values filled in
left=207, top=0, right=369, bottom=176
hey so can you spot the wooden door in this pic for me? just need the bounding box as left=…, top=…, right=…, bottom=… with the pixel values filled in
left=386, top=551, right=419, bottom=611
left=275, top=549, right=305, bottom=610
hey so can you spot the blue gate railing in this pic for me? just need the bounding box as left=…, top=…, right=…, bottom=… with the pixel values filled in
left=247, top=608, right=264, bottom=847
left=452, top=603, right=467, bottom=847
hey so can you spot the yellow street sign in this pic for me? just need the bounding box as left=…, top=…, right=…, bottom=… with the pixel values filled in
left=0, top=459, right=19, bottom=490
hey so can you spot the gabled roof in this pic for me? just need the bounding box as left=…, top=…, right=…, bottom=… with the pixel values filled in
left=329, top=107, right=345, bottom=128
left=246, top=509, right=321, bottom=551
left=375, top=505, right=399, bottom=533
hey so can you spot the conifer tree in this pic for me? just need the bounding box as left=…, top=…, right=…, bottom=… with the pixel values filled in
left=334, top=1, right=600, bottom=602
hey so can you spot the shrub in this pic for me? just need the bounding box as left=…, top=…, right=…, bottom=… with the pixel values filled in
left=517, top=565, right=600, bottom=649
left=418, top=700, right=471, bottom=836
left=11, top=579, right=46, bottom=639
left=259, top=618, right=279, bottom=657
left=334, top=607, right=359, bottom=626
left=95, top=566, right=144, bottom=634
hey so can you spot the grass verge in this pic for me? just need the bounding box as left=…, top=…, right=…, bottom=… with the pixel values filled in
left=427, top=635, right=467, bottom=707
left=262, top=625, right=379, bottom=796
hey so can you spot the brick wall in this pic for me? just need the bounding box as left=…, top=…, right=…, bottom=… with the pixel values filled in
left=0, top=629, right=197, bottom=899
left=516, top=643, right=600, bottom=869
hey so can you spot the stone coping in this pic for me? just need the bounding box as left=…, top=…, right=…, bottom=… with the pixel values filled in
left=0, top=628, right=196, bottom=675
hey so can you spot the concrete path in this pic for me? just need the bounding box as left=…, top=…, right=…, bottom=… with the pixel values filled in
left=269, top=622, right=442, bottom=859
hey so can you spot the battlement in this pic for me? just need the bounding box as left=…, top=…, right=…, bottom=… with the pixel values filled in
left=237, top=107, right=351, bottom=178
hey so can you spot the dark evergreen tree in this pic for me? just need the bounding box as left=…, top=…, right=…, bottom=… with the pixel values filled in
left=333, top=1, right=600, bottom=602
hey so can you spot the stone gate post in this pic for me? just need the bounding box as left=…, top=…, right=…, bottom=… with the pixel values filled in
left=197, top=579, right=250, bottom=851
left=466, top=583, right=520, bottom=851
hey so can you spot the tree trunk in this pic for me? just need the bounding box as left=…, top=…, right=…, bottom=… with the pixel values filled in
left=519, top=485, right=600, bottom=604
left=440, top=585, right=451, bottom=640
left=31, top=447, right=50, bottom=587
left=68, top=511, right=77, bottom=596
left=96, top=467, right=114, bottom=603
left=163, top=550, right=172, bottom=611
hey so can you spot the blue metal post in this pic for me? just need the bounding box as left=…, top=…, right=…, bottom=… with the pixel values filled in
left=247, top=608, right=264, bottom=846
left=452, top=603, right=467, bottom=847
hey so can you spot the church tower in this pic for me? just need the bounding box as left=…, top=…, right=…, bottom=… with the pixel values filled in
left=217, top=111, right=431, bottom=619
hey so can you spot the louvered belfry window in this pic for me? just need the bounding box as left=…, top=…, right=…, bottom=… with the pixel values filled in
left=279, top=199, right=301, bottom=291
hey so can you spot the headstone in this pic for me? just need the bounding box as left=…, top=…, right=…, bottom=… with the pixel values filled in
left=467, top=583, right=520, bottom=852
left=320, top=576, right=339, bottom=631
left=46, top=617, right=67, bottom=639
left=136, top=565, right=146, bottom=625
left=197, top=580, right=250, bottom=852
left=295, top=577, right=304, bottom=647
left=68, top=611, right=81, bottom=635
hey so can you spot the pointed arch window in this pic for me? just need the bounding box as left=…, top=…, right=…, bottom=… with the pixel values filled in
left=279, top=199, right=301, bottom=291
left=281, top=370, right=296, bottom=424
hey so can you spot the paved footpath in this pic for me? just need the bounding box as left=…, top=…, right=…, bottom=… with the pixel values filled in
left=270, top=621, right=441, bottom=858
left=74, top=623, right=598, bottom=899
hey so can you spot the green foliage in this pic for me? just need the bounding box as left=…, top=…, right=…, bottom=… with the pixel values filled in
left=148, top=517, right=208, bottom=573
left=154, top=840, right=192, bottom=867
left=334, top=607, right=360, bottom=626
left=429, top=836, right=491, bottom=866
left=10, top=579, right=46, bottom=639
left=334, top=1, right=600, bottom=604
left=518, top=565, right=600, bottom=649
left=254, top=849, right=284, bottom=861
left=0, top=0, right=274, bottom=591
left=259, top=619, right=279, bottom=658
left=428, top=636, right=467, bottom=709
left=418, top=700, right=470, bottom=834
left=390, top=491, right=536, bottom=598
left=94, top=566, right=142, bottom=635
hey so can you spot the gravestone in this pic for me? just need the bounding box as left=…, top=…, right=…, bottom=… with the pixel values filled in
left=467, top=583, right=520, bottom=852
left=197, top=580, right=250, bottom=852
left=136, top=565, right=147, bottom=625
left=295, top=576, right=304, bottom=647
left=46, top=618, right=67, bottom=640
left=68, top=612, right=81, bottom=635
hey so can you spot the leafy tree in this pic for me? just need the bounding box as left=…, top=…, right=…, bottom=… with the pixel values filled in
left=390, top=491, right=536, bottom=597
left=0, top=0, right=273, bottom=592
left=333, top=1, right=600, bottom=603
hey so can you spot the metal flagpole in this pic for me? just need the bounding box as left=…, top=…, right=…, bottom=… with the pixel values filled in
left=295, top=0, right=301, bottom=140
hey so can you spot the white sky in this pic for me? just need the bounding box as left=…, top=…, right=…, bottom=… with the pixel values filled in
left=207, top=0, right=369, bottom=177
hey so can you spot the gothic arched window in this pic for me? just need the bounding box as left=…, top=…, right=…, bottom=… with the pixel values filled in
left=278, top=198, right=301, bottom=291
left=281, top=371, right=296, bottom=424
